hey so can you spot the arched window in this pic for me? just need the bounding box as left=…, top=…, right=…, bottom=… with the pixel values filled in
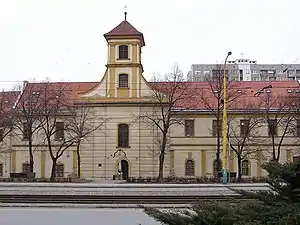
left=185, top=159, right=195, bottom=176
left=213, top=159, right=222, bottom=175
left=119, top=74, right=129, bottom=88
left=119, top=45, right=129, bottom=59
left=118, top=124, right=129, bottom=147
left=241, top=160, right=250, bottom=176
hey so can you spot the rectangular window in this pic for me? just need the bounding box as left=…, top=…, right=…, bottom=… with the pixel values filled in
left=212, top=120, right=222, bottom=137
left=55, top=164, right=64, bottom=178
left=268, top=119, right=277, bottom=136
left=23, top=123, right=29, bottom=140
left=241, top=160, right=250, bottom=176
left=119, top=74, right=129, bottom=88
left=118, top=45, right=129, bottom=59
left=204, top=71, right=210, bottom=75
left=293, top=156, right=300, bottom=162
left=184, top=120, right=194, bottom=137
left=22, top=163, right=31, bottom=173
left=55, top=122, right=64, bottom=140
left=240, top=120, right=250, bottom=137
left=0, top=128, right=3, bottom=142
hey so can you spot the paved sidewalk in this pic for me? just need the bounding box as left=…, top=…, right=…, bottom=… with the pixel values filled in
left=0, top=182, right=269, bottom=188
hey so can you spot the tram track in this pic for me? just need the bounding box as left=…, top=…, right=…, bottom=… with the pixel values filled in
left=0, top=194, right=249, bottom=204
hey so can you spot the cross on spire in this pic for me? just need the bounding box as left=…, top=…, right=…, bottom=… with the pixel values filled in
left=124, top=5, right=128, bottom=21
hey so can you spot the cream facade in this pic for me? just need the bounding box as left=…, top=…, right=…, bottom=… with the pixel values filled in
left=0, top=18, right=299, bottom=180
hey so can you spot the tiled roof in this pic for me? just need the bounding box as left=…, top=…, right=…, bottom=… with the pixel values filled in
left=12, top=80, right=300, bottom=112
left=0, top=91, right=20, bottom=126
left=151, top=80, right=300, bottom=111
left=16, top=82, right=98, bottom=108
left=0, top=91, right=20, bottom=110
left=104, top=20, right=145, bottom=46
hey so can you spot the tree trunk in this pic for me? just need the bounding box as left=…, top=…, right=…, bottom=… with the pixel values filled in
left=28, top=140, right=34, bottom=173
left=276, top=147, right=281, bottom=162
left=271, top=135, right=277, bottom=161
left=50, top=158, right=57, bottom=181
left=237, top=155, right=242, bottom=182
left=158, top=133, right=167, bottom=181
left=158, top=153, right=165, bottom=182
left=76, top=142, right=81, bottom=178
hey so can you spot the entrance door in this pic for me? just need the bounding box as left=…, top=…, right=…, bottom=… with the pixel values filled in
left=121, top=160, right=129, bottom=180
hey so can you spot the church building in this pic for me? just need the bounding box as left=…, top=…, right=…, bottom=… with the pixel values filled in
left=0, top=14, right=299, bottom=180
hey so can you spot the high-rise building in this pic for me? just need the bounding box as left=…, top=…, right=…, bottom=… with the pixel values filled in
left=187, top=58, right=300, bottom=82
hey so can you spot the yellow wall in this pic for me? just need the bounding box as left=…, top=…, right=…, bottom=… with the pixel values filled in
left=286, top=150, right=291, bottom=162
left=229, top=150, right=235, bottom=171
left=106, top=38, right=141, bottom=99
left=11, top=151, right=16, bottom=173
left=201, top=151, right=206, bottom=176
left=132, top=67, right=137, bottom=97
left=41, top=151, right=45, bottom=178
left=73, top=150, right=78, bottom=173
left=117, top=88, right=129, bottom=98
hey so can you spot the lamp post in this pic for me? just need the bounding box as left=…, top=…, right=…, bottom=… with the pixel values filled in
left=221, top=51, right=232, bottom=184
left=113, top=149, right=127, bottom=180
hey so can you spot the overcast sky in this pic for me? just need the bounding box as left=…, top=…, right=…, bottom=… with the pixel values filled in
left=0, top=0, right=299, bottom=89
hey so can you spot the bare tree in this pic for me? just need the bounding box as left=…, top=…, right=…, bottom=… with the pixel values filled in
left=228, top=106, right=264, bottom=180
left=199, top=65, right=242, bottom=171
left=0, top=91, right=18, bottom=146
left=258, top=92, right=294, bottom=162
left=13, top=82, right=46, bottom=172
left=66, top=103, right=106, bottom=178
left=287, top=92, right=300, bottom=142
left=36, top=82, right=79, bottom=180
left=138, top=65, right=196, bottom=181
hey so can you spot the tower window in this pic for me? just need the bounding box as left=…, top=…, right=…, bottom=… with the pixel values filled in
left=119, top=45, right=129, bottom=59
left=119, top=74, right=129, bottom=88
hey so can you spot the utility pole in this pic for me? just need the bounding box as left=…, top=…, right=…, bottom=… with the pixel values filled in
left=221, top=51, right=232, bottom=184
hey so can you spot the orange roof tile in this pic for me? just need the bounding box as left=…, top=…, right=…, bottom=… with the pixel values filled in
left=151, top=80, right=300, bottom=111
left=12, top=80, right=300, bottom=112
left=16, top=82, right=98, bottom=108
left=0, top=91, right=20, bottom=110
left=0, top=91, right=20, bottom=126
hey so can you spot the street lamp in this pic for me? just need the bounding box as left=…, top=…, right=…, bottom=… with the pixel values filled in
left=113, top=149, right=127, bottom=180
left=221, top=51, right=232, bottom=184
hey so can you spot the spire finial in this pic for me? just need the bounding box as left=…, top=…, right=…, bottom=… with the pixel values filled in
left=124, top=5, right=128, bottom=21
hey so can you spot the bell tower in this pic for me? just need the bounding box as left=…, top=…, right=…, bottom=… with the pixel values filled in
left=103, top=12, right=145, bottom=98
